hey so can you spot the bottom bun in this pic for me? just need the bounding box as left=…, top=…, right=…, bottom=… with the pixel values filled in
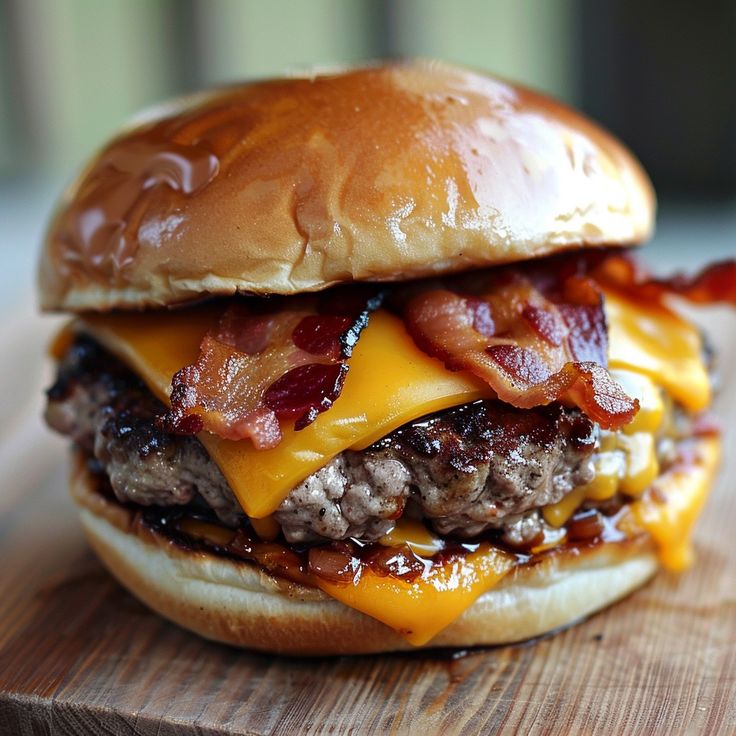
left=69, top=449, right=713, bottom=655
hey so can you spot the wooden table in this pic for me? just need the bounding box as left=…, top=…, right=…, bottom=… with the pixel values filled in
left=1, top=304, right=735, bottom=735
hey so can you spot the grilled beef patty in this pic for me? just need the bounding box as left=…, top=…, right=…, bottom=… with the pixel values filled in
left=46, top=335, right=598, bottom=545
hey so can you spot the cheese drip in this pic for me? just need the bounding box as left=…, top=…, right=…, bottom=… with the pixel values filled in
left=631, top=438, right=719, bottom=571
left=543, top=370, right=663, bottom=529
left=316, top=544, right=516, bottom=646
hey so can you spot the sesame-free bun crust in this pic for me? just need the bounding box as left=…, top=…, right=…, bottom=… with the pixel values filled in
left=40, top=60, right=655, bottom=312
left=66, top=450, right=720, bottom=655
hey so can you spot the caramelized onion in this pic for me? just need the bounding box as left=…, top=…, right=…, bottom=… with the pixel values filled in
left=227, top=531, right=313, bottom=587
left=363, top=544, right=427, bottom=582
left=567, top=509, right=605, bottom=541
left=308, top=546, right=361, bottom=584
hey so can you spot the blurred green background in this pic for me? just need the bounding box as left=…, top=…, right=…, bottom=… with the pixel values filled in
left=0, top=0, right=577, bottom=175
left=0, top=0, right=733, bottom=307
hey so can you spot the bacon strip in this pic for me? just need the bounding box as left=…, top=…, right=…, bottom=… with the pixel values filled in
left=593, top=254, right=736, bottom=306
left=162, top=291, right=382, bottom=448
left=160, top=251, right=733, bottom=450
left=403, top=273, right=639, bottom=430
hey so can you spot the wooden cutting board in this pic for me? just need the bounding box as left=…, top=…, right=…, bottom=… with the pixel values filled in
left=1, top=303, right=735, bottom=735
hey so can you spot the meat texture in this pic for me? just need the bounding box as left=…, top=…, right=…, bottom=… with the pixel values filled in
left=276, top=402, right=597, bottom=543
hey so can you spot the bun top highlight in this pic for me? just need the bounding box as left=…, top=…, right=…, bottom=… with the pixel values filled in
left=39, top=60, right=655, bottom=311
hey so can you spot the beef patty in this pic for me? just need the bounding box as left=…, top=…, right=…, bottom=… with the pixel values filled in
left=46, top=335, right=598, bottom=546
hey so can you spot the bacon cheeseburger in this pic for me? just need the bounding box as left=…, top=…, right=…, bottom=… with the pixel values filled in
left=40, top=61, right=735, bottom=654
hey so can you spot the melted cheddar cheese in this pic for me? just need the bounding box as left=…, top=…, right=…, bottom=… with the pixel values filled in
left=79, top=309, right=488, bottom=518
left=605, top=289, right=710, bottom=412
left=543, top=369, right=664, bottom=528
left=631, top=437, right=720, bottom=571
left=317, top=544, right=516, bottom=646
left=59, top=288, right=714, bottom=645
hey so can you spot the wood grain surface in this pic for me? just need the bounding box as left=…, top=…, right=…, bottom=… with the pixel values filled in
left=1, top=302, right=735, bottom=736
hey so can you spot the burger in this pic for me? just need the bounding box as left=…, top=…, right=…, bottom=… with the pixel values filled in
left=39, top=61, right=735, bottom=654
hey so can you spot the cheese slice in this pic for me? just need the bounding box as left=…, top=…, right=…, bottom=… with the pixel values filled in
left=79, top=306, right=222, bottom=402
left=605, top=289, right=710, bottom=412
left=317, top=544, right=516, bottom=646
left=609, top=369, right=664, bottom=435
left=78, top=308, right=488, bottom=517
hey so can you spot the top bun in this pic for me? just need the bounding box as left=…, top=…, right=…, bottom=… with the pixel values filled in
left=39, top=60, right=655, bottom=312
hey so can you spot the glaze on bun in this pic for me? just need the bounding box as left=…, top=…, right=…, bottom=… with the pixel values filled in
left=40, top=60, right=653, bottom=311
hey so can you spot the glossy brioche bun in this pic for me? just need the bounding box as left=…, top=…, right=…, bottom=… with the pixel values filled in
left=67, top=451, right=719, bottom=656
left=40, top=60, right=655, bottom=312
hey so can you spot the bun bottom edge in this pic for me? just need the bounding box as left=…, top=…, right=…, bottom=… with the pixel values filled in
left=68, top=457, right=672, bottom=655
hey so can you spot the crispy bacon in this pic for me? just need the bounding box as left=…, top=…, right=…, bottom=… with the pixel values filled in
left=593, top=253, right=736, bottom=306
left=162, top=291, right=382, bottom=448
left=159, top=249, right=734, bottom=451
left=403, top=273, right=639, bottom=430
